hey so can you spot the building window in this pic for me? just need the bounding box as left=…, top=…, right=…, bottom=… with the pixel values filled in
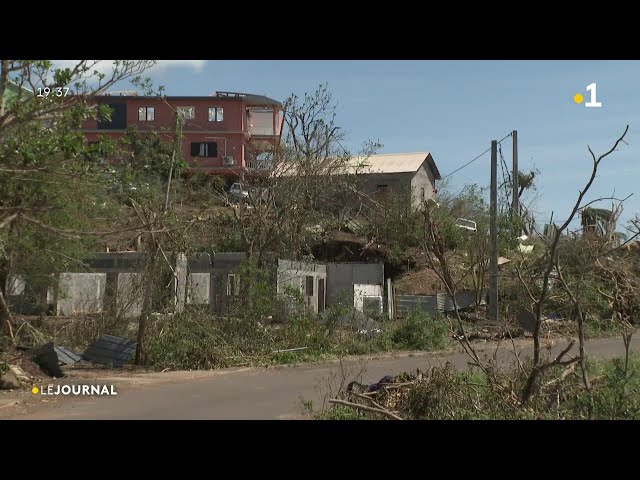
left=190, top=142, right=218, bottom=158
left=97, top=102, right=127, bottom=130
left=138, top=106, right=155, bottom=121
left=421, top=187, right=426, bottom=203
left=177, top=106, right=195, bottom=120
left=208, top=107, right=224, bottom=122
left=227, top=274, right=240, bottom=296
left=305, top=276, right=314, bottom=296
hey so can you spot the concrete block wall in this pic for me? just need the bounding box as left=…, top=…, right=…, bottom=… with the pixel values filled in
left=57, top=273, right=107, bottom=316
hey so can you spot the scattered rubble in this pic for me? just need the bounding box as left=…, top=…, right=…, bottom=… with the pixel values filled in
left=0, top=370, right=21, bottom=390
left=9, top=365, right=30, bottom=384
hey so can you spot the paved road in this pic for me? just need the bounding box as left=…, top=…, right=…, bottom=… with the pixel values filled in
left=7, top=336, right=639, bottom=419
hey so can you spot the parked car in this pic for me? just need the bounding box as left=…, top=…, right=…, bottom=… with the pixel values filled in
left=454, top=218, right=477, bottom=232
left=229, top=182, right=273, bottom=204
left=228, top=182, right=249, bottom=201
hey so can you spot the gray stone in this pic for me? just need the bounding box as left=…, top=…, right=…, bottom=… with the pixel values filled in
left=0, top=370, right=21, bottom=390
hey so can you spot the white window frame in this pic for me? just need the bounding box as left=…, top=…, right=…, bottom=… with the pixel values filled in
left=177, top=106, right=195, bottom=120
left=208, top=107, right=224, bottom=122
left=138, top=106, right=155, bottom=121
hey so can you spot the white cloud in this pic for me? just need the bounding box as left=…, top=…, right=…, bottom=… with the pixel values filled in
left=154, top=60, right=206, bottom=72
left=53, top=60, right=207, bottom=74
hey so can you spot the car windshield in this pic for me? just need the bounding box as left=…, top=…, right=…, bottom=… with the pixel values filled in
left=455, top=219, right=476, bottom=229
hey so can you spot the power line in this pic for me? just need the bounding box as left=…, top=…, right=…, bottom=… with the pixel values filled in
left=441, top=132, right=513, bottom=180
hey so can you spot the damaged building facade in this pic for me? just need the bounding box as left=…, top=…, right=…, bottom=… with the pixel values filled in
left=7, top=253, right=387, bottom=320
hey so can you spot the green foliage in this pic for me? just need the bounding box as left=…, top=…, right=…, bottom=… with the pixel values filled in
left=587, top=353, right=640, bottom=419
left=121, top=127, right=182, bottom=178
left=233, top=261, right=277, bottom=321
left=432, top=208, right=464, bottom=250
left=212, top=231, right=245, bottom=252
left=316, top=405, right=366, bottom=420
left=388, top=310, right=450, bottom=351
left=147, top=314, right=238, bottom=369
left=142, top=295, right=456, bottom=371
left=0, top=61, right=159, bottom=334
left=367, top=189, right=423, bottom=259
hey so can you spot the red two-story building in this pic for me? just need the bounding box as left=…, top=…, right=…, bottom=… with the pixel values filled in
left=81, top=91, right=283, bottom=177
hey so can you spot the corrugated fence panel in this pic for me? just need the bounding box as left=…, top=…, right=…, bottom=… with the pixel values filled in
left=397, top=289, right=488, bottom=316
left=396, top=295, right=439, bottom=316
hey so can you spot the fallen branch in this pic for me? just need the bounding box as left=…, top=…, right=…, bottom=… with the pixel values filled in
left=348, top=390, right=390, bottom=412
left=272, top=347, right=308, bottom=354
left=329, top=398, right=403, bottom=420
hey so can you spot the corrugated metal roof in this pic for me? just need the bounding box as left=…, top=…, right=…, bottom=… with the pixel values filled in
left=82, top=335, right=137, bottom=368
left=271, top=152, right=441, bottom=179
left=345, top=152, right=432, bottom=174
left=54, top=346, right=82, bottom=365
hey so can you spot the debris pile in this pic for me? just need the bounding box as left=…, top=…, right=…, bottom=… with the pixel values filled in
left=330, top=371, right=425, bottom=420
left=0, top=334, right=137, bottom=391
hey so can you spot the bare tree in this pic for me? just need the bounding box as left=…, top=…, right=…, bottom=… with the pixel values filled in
left=518, top=125, right=630, bottom=404
left=0, top=60, right=157, bottom=337
left=223, top=84, right=379, bottom=266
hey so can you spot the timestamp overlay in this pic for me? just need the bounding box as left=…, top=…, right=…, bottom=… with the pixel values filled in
left=573, top=82, right=602, bottom=108
left=36, top=86, right=70, bottom=98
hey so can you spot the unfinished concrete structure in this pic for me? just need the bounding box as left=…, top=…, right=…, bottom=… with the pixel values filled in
left=186, top=254, right=214, bottom=306
left=57, top=273, right=107, bottom=316
left=8, top=252, right=388, bottom=320
left=277, top=259, right=327, bottom=314
left=326, top=263, right=385, bottom=315
left=8, top=252, right=198, bottom=318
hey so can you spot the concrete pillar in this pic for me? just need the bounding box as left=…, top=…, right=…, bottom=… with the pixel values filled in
left=173, top=253, right=187, bottom=314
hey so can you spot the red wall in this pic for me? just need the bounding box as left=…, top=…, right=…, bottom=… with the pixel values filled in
left=81, top=96, right=279, bottom=174
left=82, top=97, right=245, bottom=132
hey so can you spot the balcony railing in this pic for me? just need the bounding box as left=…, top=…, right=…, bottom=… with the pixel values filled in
left=245, top=157, right=274, bottom=170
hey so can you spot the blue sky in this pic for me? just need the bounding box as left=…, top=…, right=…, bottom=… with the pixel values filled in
left=96, top=60, right=640, bottom=233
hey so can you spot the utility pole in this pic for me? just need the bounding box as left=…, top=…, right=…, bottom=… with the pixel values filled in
left=512, top=130, right=519, bottom=230
left=489, top=140, right=498, bottom=321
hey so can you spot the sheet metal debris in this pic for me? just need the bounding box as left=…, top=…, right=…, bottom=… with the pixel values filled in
left=82, top=335, right=137, bottom=367
left=54, top=346, right=82, bottom=366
